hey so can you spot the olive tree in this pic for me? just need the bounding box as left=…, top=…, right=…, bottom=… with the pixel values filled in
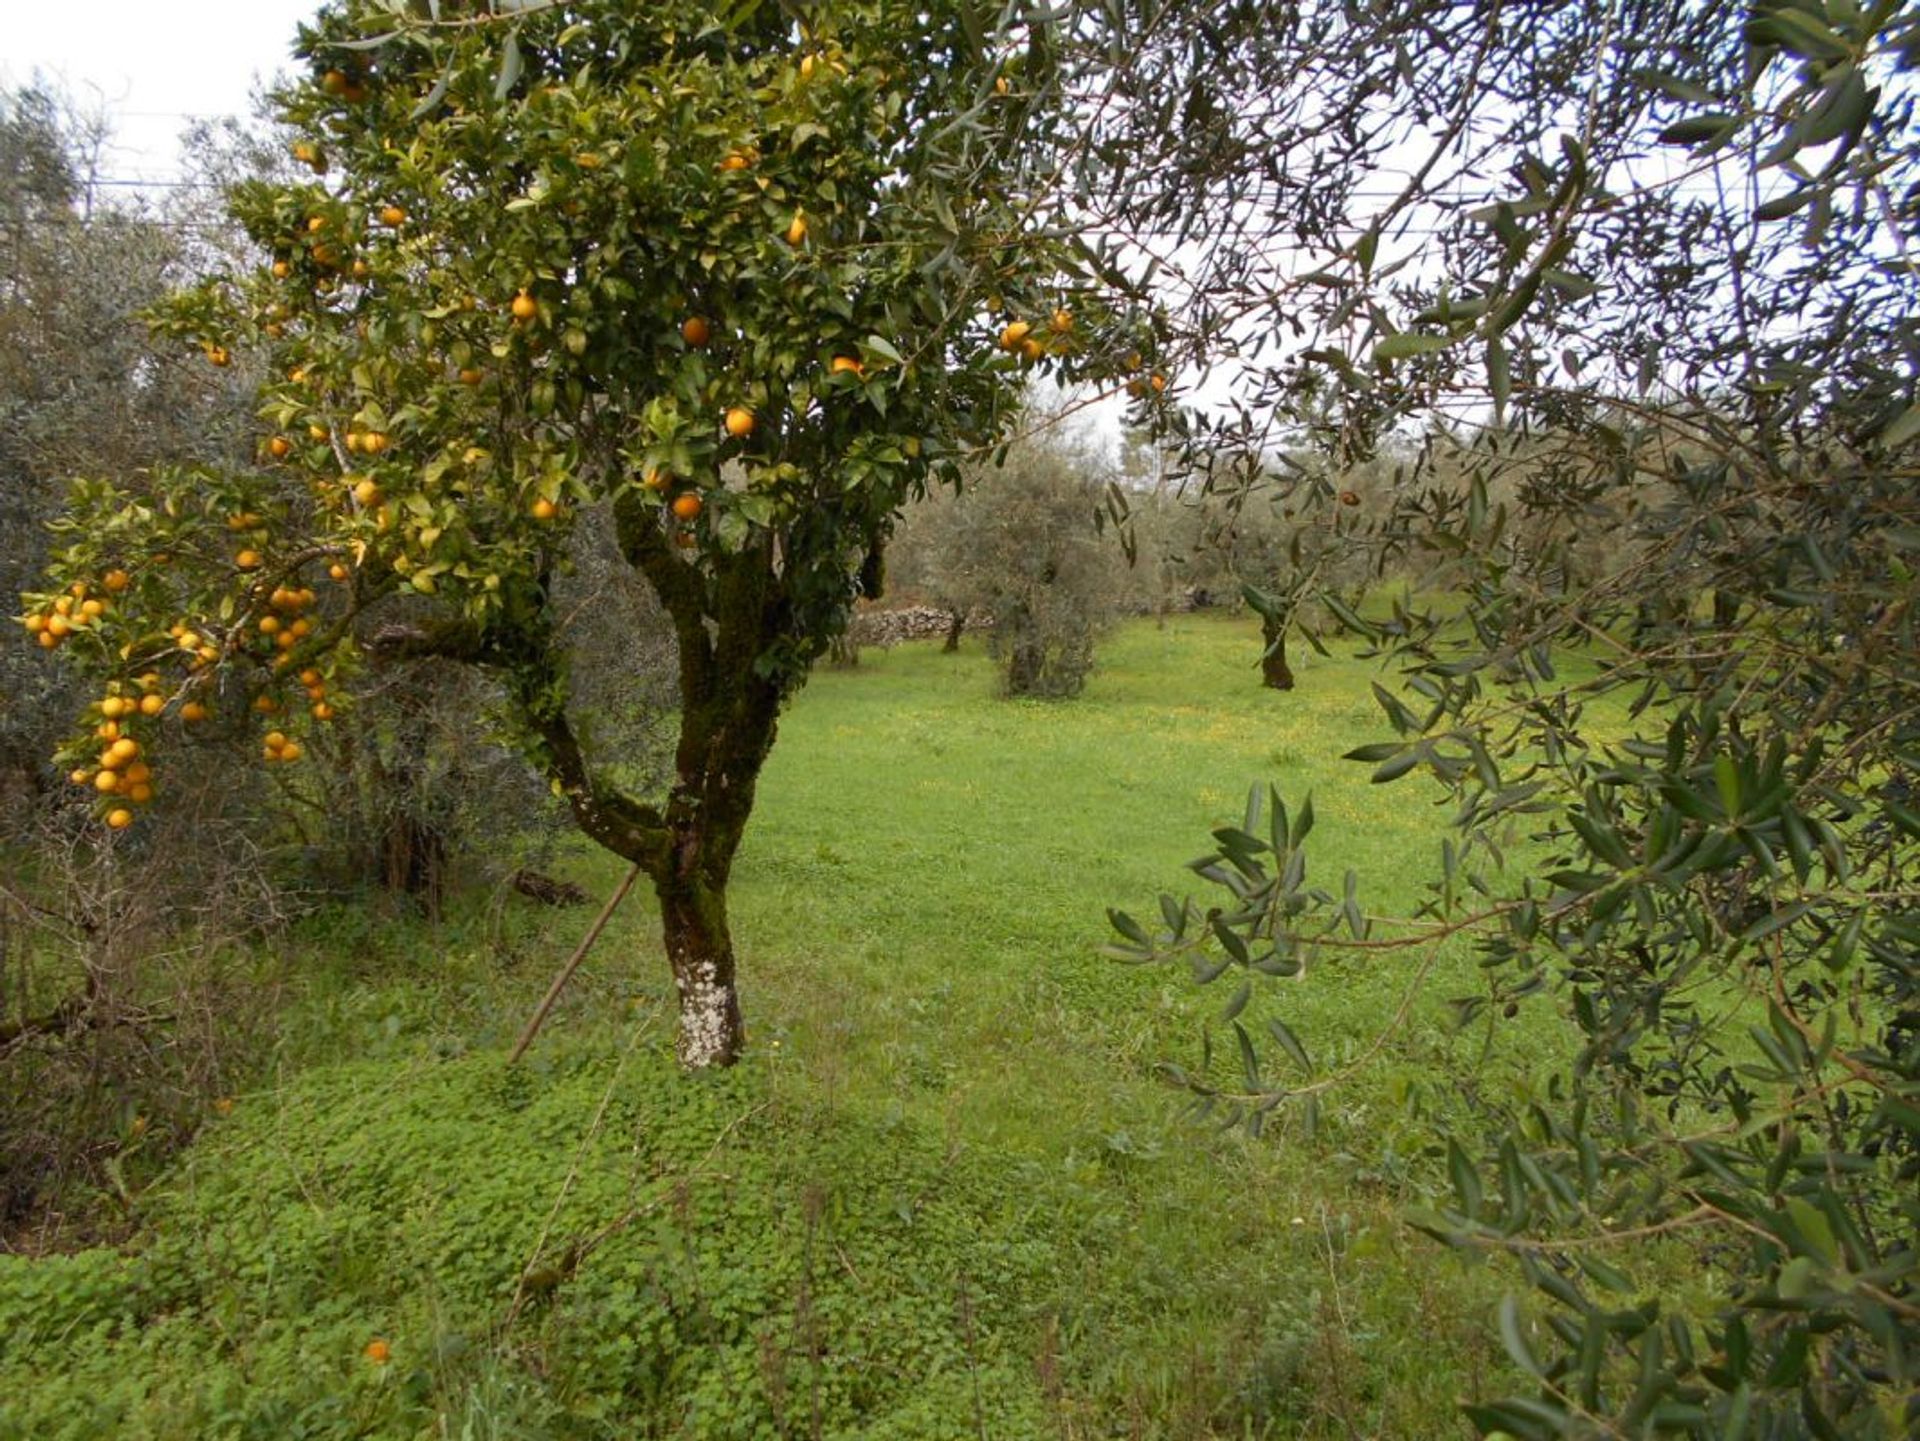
left=1089, top=0, right=1920, bottom=1433
left=23, top=0, right=1145, bottom=1068
left=906, top=430, right=1124, bottom=697
left=0, top=89, right=258, bottom=798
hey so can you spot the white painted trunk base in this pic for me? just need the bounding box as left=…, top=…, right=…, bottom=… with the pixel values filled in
left=672, top=948, right=735, bottom=1068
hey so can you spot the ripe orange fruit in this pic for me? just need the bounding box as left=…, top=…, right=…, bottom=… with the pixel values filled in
left=531, top=497, right=558, bottom=521
left=267, top=436, right=292, bottom=459
left=280, top=741, right=303, bottom=763
left=95, top=771, right=121, bottom=795
left=328, top=562, right=350, bottom=583
left=829, top=356, right=864, bottom=376
left=181, top=701, right=209, bottom=723
left=312, top=702, right=335, bottom=721
left=308, top=423, right=329, bottom=441
left=1020, top=337, right=1044, bottom=363
left=101, top=697, right=127, bottom=720
left=999, top=321, right=1032, bottom=351
left=511, top=290, right=538, bottom=321
left=321, top=69, right=350, bottom=96
left=681, top=316, right=711, bottom=347
left=124, top=762, right=151, bottom=785
left=380, top=205, right=406, bottom=227
left=724, top=407, right=755, bottom=438
left=361, top=432, right=391, bottom=455
left=207, top=346, right=231, bottom=367
left=236, top=550, right=262, bottom=571
left=139, top=694, right=165, bottom=718
left=128, top=783, right=154, bottom=804
left=458, top=367, right=485, bottom=385
left=353, top=478, right=381, bottom=507
left=785, top=212, right=808, bottom=246
left=106, top=808, right=133, bottom=831
left=103, top=568, right=131, bottom=593
left=719, top=151, right=751, bottom=172
left=1050, top=308, right=1073, bottom=333
left=994, top=76, right=1010, bottom=96
left=272, top=260, right=291, bottom=279
left=671, top=492, right=704, bottom=521
left=1149, top=373, right=1167, bottom=393
left=254, top=695, right=279, bottom=714
left=37, top=630, right=58, bottom=649
left=364, top=1339, right=391, bottom=1364
left=108, top=738, right=140, bottom=766
left=69, top=768, right=90, bottom=787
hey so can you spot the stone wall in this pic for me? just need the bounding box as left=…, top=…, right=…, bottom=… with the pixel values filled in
left=848, top=605, right=987, bottom=648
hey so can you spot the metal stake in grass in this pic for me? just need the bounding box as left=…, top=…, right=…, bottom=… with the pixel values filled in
left=509, top=862, right=643, bottom=1064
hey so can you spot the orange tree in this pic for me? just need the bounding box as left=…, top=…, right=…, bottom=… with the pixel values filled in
left=21, top=0, right=1154, bottom=1067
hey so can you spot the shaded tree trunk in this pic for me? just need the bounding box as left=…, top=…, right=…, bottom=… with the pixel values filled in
left=1260, top=612, right=1295, bottom=690
left=382, top=807, right=447, bottom=920
left=942, top=608, right=966, bottom=652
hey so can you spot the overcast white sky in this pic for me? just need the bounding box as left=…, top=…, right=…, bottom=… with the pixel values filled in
left=2, top=1, right=317, bottom=185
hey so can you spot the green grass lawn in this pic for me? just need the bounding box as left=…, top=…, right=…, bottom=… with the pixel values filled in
left=1, top=614, right=1543, bottom=1439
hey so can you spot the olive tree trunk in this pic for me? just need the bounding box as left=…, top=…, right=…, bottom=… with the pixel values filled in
left=1260, top=611, right=1295, bottom=691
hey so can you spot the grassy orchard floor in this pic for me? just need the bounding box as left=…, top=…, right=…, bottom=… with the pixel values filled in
left=0, top=614, right=1561, bottom=1439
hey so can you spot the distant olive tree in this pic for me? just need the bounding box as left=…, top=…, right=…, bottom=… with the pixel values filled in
left=0, top=88, right=257, bottom=800
left=935, top=433, right=1123, bottom=698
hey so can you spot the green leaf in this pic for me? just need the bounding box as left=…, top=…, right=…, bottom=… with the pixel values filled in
left=1756, top=9, right=1851, bottom=62
left=1880, top=403, right=1920, bottom=448
left=494, top=29, right=524, bottom=101
left=1373, top=332, right=1452, bottom=363
left=411, top=56, right=456, bottom=120
left=1659, top=114, right=1737, bottom=148
left=1499, top=1295, right=1543, bottom=1376
left=1713, top=754, right=1741, bottom=816
left=1266, top=1017, right=1311, bottom=1074
left=1776, top=1255, right=1820, bottom=1300
left=1784, top=1198, right=1837, bottom=1265
left=1448, top=1139, right=1483, bottom=1217
left=1370, top=747, right=1423, bottom=784
left=1753, top=187, right=1813, bottom=222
